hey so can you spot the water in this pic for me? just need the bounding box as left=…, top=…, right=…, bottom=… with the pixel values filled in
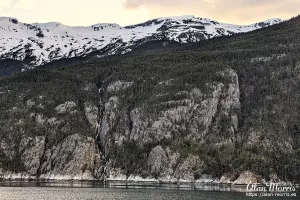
left=0, top=181, right=298, bottom=200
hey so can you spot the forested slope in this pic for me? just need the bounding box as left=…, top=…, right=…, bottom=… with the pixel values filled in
left=0, top=16, right=300, bottom=183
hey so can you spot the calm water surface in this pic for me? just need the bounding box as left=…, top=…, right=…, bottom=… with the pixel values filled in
left=0, top=181, right=299, bottom=200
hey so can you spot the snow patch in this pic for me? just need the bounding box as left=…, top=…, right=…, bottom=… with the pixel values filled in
left=0, top=16, right=282, bottom=67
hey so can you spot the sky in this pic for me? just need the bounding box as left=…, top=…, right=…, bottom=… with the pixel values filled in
left=0, top=0, right=299, bottom=26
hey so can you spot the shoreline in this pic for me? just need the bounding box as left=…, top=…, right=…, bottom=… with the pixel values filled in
left=1, top=171, right=299, bottom=187
left=1, top=177, right=299, bottom=188
left=1, top=178, right=299, bottom=194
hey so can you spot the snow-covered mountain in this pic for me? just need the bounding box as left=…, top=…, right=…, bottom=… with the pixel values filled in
left=0, top=15, right=282, bottom=67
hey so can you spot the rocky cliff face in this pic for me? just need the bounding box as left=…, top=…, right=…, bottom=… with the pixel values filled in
left=0, top=62, right=298, bottom=183
left=0, top=68, right=245, bottom=182
left=93, top=69, right=240, bottom=181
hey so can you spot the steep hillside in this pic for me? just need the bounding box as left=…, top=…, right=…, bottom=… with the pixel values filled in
left=0, top=16, right=299, bottom=183
left=0, top=16, right=281, bottom=72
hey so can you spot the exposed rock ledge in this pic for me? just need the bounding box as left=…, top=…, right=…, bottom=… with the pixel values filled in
left=0, top=171, right=94, bottom=181
left=0, top=171, right=295, bottom=186
left=233, top=171, right=260, bottom=185
left=0, top=172, right=220, bottom=183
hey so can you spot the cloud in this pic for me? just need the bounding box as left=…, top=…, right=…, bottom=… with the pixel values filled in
left=124, top=0, right=285, bottom=9
left=123, top=0, right=299, bottom=24
left=0, top=0, right=18, bottom=11
left=9, top=0, right=19, bottom=7
left=124, top=0, right=207, bottom=9
left=1, top=0, right=299, bottom=26
left=0, top=0, right=37, bottom=12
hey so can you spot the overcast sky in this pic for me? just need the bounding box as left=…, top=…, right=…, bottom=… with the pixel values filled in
left=0, top=0, right=299, bottom=26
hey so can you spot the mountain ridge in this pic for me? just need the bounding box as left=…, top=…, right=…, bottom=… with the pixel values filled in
left=0, top=15, right=282, bottom=69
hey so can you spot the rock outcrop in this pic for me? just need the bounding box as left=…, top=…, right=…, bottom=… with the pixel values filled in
left=233, top=171, right=260, bottom=185
left=147, top=146, right=169, bottom=176
left=39, top=134, right=97, bottom=180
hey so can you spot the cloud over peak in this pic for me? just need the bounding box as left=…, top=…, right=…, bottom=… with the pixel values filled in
left=124, top=0, right=299, bottom=24
left=0, top=0, right=299, bottom=26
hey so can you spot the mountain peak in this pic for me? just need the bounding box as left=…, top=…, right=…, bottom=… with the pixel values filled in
left=260, top=18, right=283, bottom=24
left=157, top=15, right=195, bottom=20
left=0, top=17, right=19, bottom=24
